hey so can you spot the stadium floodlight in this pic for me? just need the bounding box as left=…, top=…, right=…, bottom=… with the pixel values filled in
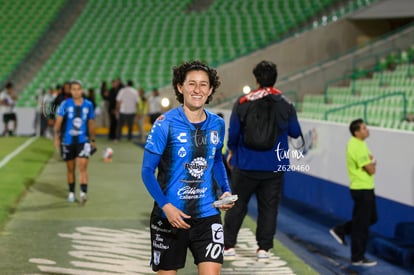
left=243, top=85, right=251, bottom=94
left=161, top=97, right=170, bottom=108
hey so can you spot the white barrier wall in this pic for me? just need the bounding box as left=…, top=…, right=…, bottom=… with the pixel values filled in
left=291, top=119, right=414, bottom=207
left=210, top=107, right=414, bottom=208
left=6, top=107, right=414, bottom=210
left=0, top=107, right=37, bottom=136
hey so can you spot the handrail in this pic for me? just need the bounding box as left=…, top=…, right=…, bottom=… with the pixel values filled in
left=324, top=92, right=407, bottom=124
left=323, top=49, right=414, bottom=103
left=323, top=73, right=354, bottom=103
left=279, top=20, right=414, bottom=84
left=219, top=13, right=414, bottom=109
left=352, top=47, right=401, bottom=71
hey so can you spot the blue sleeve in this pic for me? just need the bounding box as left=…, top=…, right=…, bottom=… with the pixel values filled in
left=141, top=149, right=169, bottom=208
left=213, top=151, right=231, bottom=193
left=288, top=108, right=302, bottom=138
left=145, top=118, right=168, bottom=155
left=227, top=101, right=241, bottom=151
left=214, top=121, right=231, bottom=194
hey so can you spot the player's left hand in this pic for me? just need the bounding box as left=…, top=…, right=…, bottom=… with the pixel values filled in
left=217, top=192, right=235, bottom=211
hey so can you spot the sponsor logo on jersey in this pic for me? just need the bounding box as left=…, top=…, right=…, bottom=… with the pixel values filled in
left=185, top=157, right=207, bottom=179
left=178, top=146, right=186, bottom=157
left=177, top=186, right=208, bottom=200
left=70, top=117, right=83, bottom=136
left=177, top=132, right=187, bottom=142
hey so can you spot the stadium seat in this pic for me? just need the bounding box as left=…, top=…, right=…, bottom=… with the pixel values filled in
left=15, top=0, right=379, bottom=108
left=0, top=0, right=65, bottom=82
left=300, top=43, right=414, bottom=131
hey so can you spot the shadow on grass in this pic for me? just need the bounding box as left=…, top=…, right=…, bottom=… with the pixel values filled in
left=29, top=181, right=67, bottom=199
left=13, top=201, right=72, bottom=213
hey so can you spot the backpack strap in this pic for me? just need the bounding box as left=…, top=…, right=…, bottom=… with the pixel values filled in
left=269, top=94, right=305, bottom=149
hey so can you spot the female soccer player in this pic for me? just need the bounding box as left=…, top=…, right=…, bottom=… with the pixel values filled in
left=54, top=80, right=96, bottom=204
left=141, top=60, right=234, bottom=274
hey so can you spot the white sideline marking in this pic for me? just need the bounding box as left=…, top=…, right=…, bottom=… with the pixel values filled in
left=0, top=137, right=37, bottom=169
left=29, top=226, right=295, bottom=274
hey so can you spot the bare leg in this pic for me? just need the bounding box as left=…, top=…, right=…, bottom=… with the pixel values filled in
left=77, top=157, right=89, bottom=184
left=198, top=262, right=221, bottom=275
left=157, top=270, right=177, bottom=275
left=66, top=159, right=76, bottom=183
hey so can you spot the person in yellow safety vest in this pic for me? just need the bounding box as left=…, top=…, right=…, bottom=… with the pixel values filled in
left=136, top=87, right=148, bottom=142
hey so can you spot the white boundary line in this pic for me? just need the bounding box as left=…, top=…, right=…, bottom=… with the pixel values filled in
left=0, top=137, right=38, bottom=169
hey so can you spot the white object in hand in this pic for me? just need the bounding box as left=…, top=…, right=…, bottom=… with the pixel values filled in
left=213, top=195, right=238, bottom=208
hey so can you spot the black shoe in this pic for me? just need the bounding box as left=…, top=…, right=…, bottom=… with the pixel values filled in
left=329, top=227, right=347, bottom=246
left=352, top=258, right=377, bottom=267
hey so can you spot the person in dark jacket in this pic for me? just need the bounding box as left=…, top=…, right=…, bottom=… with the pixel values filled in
left=107, top=78, right=123, bottom=140
left=223, top=60, right=303, bottom=261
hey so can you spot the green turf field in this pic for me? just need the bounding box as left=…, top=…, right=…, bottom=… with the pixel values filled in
left=0, top=137, right=316, bottom=274
left=0, top=137, right=54, bottom=227
left=0, top=136, right=33, bottom=159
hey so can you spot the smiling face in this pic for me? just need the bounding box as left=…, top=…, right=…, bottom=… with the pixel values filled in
left=177, top=70, right=213, bottom=111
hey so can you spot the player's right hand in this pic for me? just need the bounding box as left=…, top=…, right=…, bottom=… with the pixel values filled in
left=162, top=203, right=191, bottom=229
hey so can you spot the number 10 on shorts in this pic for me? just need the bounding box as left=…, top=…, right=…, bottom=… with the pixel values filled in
left=205, top=223, right=224, bottom=259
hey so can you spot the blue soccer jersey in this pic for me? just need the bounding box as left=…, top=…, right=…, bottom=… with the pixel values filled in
left=56, top=98, right=95, bottom=145
left=144, top=106, right=230, bottom=218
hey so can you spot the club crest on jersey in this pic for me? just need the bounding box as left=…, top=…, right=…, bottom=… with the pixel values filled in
left=210, top=131, right=219, bottom=145
left=185, top=157, right=207, bottom=179
left=153, top=250, right=161, bottom=265
left=211, top=223, right=224, bottom=244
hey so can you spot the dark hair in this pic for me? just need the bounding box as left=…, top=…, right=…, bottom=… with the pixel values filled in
left=172, top=60, right=220, bottom=104
left=127, top=80, right=133, bottom=87
left=253, top=60, right=278, bottom=87
left=5, top=82, right=13, bottom=89
left=349, top=118, right=364, bottom=136
left=70, top=80, right=83, bottom=87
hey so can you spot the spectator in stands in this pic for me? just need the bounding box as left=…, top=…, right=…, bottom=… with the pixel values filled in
left=0, top=82, right=18, bottom=136
left=223, top=60, right=302, bottom=261
left=330, top=118, right=378, bottom=267
left=43, top=87, right=56, bottom=139
left=108, top=78, right=123, bottom=140
left=100, top=81, right=109, bottom=128
left=141, top=60, right=233, bottom=274
left=35, top=89, right=47, bottom=136
left=148, top=87, right=162, bottom=125
left=54, top=80, right=96, bottom=204
left=86, top=88, right=97, bottom=110
left=115, top=80, right=140, bottom=141
left=136, top=87, right=148, bottom=142
left=53, top=81, right=71, bottom=111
